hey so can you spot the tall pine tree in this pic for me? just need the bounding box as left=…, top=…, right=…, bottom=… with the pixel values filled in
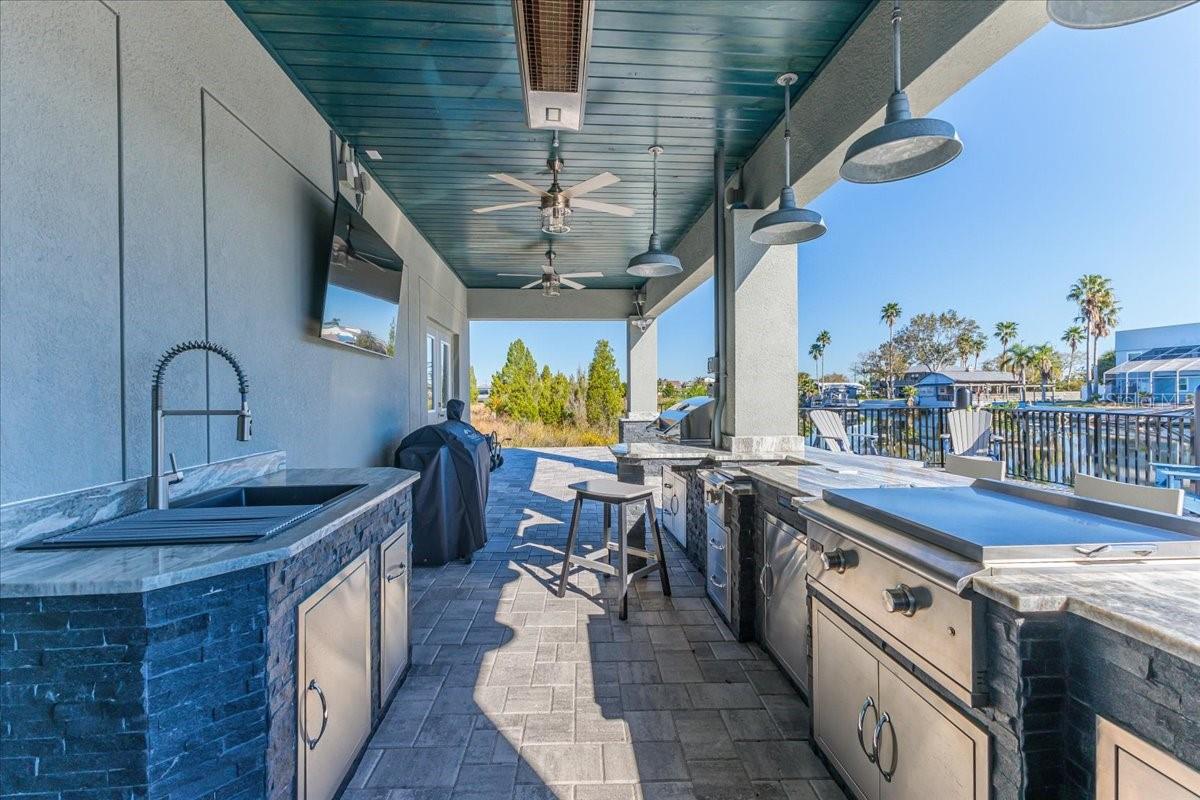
left=585, top=339, right=624, bottom=427
left=490, top=339, right=539, bottom=421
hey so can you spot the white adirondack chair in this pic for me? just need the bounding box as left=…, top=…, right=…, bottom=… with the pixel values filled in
left=809, top=410, right=879, bottom=455
left=940, top=409, right=1003, bottom=460
left=1074, top=473, right=1184, bottom=516
left=944, top=453, right=1005, bottom=480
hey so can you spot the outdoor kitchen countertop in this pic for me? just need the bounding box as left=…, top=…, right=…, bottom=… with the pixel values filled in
left=742, top=451, right=971, bottom=495
left=609, top=442, right=804, bottom=462
left=973, top=566, right=1200, bottom=666
left=0, top=466, right=418, bottom=597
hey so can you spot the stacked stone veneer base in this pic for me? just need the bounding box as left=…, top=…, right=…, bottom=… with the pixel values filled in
left=0, top=489, right=411, bottom=800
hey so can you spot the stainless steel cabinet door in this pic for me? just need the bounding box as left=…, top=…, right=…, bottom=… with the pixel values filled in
left=876, top=660, right=988, bottom=800
left=381, top=525, right=410, bottom=698
left=298, top=553, right=372, bottom=800
left=762, top=517, right=809, bottom=690
left=1096, top=716, right=1200, bottom=800
left=705, top=515, right=730, bottom=617
left=813, top=604, right=881, bottom=800
left=661, top=471, right=687, bottom=546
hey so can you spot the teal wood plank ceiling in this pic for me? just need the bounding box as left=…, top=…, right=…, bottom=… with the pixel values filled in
left=229, top=0, right=870, bottom=289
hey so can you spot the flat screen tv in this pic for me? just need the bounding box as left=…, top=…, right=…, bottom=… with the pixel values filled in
left=319, top=198, right=404, bottom=356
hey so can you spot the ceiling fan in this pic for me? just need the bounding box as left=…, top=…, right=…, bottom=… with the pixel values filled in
left=472, top=132, right=635, bottom=234
left=496, top=246, right=602, bottom=297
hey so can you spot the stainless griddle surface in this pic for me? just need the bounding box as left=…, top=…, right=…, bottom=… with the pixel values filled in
left=823, top=486, right=1199, bottom=562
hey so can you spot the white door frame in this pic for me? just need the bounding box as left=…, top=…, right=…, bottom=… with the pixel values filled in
left=425, top=322, right=456, bottom=424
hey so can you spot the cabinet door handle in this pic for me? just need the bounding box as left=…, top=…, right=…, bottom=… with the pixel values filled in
left=302, top=678, right=329, bottom=751
left=708, top=537, right=725, bottom=552
left=386, top=565, right=407, bottom=582
left=709, top=574, right=727, bottom=590
left=856, top=696, right=878, bottom=762
left=872, top=711, right=895, bottom=782
left=759, top=564, right=775, bottom=599
left=669, top=495, right=679, bottom=515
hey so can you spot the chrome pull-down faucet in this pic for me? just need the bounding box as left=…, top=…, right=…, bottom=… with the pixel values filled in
left=149, top=340, right=252, bottom=510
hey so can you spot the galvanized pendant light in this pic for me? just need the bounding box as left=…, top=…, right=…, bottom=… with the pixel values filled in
left=1047, top=0, right=1196, bottom=28
left=841, top=1, right=962, bottom=184
left=627, top=145, right=682, bottom=277
left=750, top=73, right=827, bottom=246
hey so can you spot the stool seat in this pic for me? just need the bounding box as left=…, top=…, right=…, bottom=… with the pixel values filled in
left=568, top=479, right=654, bottom=503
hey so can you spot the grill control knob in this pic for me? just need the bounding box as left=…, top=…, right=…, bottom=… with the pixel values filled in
left=882, top=584, right=919, bottom=616
left=821, top=548, right=852, bottom=574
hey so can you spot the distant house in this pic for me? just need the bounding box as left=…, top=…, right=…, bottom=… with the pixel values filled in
left=914, top=370, right=1018, bottom=408
left=1104, top=323, right=1200, bottom=403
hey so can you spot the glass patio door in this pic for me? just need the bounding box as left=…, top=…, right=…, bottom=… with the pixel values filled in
left=425, top=323, right=456, bottom=424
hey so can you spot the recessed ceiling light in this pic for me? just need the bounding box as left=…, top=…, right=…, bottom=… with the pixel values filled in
left=365, top=149, right=383, bottom=161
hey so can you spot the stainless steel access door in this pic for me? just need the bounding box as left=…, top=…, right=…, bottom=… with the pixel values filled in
left=661, top=467, right=687, bottom=546
left=380, top=525, right=410, bottom=699
left=297, top=552, right=372, bottom=800
left=762, top=514, right=809, bottom=692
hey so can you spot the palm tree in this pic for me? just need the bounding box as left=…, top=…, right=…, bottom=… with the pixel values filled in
left=1061, top=325, right=1085, bottom=381
left=1030, top=343, right=1059, bottom=402
left=880, top=303, right=902, bottom=398
left=816, top=330, right=831, bottom=378
left=970, top=333, right=988, bottom=371
left=994, top=321, right=1018, bottom=352
left=1067, top=274, right=1117, bottom=398
left=999, top=344, right=1033, bottom=402
left=955, top=331, right=975, bottom=370
left=808, top=342, right=823, bottom=379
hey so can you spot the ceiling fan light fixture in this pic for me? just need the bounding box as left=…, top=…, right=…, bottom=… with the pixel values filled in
left=541, top=203, right=572, bottom=234
left=627, top=145, right=682, bottom=278
left=1046, top=0, right=1196, bottom=28
left=840, top=1, right=962, bottom=184
left=542, top=276, right=561, bottom=297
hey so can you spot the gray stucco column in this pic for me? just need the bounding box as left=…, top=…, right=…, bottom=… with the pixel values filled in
left=625, top=316, right=658, bottom=417
left=720, top=209, right=804, bottom=454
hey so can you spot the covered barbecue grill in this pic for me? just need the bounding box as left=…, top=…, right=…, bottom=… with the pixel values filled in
left=394, top=400, right=491, bottom=565
left=652, top=395, right=715, bottom=444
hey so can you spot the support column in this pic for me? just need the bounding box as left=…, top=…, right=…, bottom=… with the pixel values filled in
left=720, top=209, right=805, bottom=455
left=625, top=317, right=658, bottom=418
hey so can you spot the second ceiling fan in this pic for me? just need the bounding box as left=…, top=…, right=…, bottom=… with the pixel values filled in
left=472, top=133, right=635, bottom=234
left=496, top=245, right=601, bottom=297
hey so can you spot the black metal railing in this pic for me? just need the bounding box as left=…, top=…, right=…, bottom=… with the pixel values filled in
left=800, top=407, right=1195, bottom=487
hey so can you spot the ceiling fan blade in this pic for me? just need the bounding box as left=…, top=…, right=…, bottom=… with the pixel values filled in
left=559, top=271, right=604, bottom=279
left=560, top=278, right=587, bottom=290
left=489, top=173, right=547, bottom=197
left=562, top=171, right=619, bottom=198
left=472, top=200, right=540, bottom=214
left=520, top=279, right=542, bottom=290
left=571, top=197, right=636, bottom=217
left=496, top=273, right=534, bottom=277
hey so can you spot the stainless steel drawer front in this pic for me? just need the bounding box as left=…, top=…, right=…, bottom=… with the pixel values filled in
left=807, top=521, right=984, bottom=702
left=706, top=515, right=731, bottom=617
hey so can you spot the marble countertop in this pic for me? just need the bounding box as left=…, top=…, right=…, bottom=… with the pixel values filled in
left=974, top=565, right=1200, bottom=666
left=0, top=467, right=418, bottom=597
left=609, top=442, right=802, bottom=462
left=742, top=450, right=970, bottom=497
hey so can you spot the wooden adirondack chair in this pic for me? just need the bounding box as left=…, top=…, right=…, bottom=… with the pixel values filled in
left=940, top=409, right=1003, bottom=459
left=809, top=410, right=879, bottom=455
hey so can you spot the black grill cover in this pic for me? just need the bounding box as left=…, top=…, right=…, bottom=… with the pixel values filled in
left=394, top=410, right=491, bottom=565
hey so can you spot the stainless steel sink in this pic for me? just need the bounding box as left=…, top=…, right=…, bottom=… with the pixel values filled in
left=20, top=483, right=366, bottom=550
left=176, top=483, right=364, bottom=509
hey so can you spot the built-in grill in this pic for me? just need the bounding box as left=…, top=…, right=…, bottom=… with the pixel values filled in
left=653, top=395, right=714, bottom=444
left=798, top=479, right=1200, bottom=706
left=794, top=479, right=1200, bottom=799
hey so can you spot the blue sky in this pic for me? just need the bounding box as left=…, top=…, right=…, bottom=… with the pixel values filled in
left=472, top=8, right=1200, bottom=383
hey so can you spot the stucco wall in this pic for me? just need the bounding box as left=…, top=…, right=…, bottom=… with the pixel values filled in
left=0, top=0, right=468, bottom=503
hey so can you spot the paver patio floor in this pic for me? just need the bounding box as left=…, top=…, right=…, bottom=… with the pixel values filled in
left=347, top=447, right=844, bottom=800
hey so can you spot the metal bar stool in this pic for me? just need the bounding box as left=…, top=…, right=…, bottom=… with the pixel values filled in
left=556, top=478, right=671, bottom=620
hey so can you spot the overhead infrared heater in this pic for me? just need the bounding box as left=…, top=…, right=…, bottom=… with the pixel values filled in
left=512, top=0, right=596, bottom=131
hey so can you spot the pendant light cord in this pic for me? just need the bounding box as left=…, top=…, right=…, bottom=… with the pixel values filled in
left=892, top=0, right=903, bottom=94
left=782, top=80, right=792, bottom=186
left=651, top=148, right=659, bottom=235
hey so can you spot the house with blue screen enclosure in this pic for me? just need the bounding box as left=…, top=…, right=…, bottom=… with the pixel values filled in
left=1104, top=322, right=1200, bottom=404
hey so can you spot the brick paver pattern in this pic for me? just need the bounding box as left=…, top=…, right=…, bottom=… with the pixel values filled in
left=347, top=447, right=846, bottom=800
